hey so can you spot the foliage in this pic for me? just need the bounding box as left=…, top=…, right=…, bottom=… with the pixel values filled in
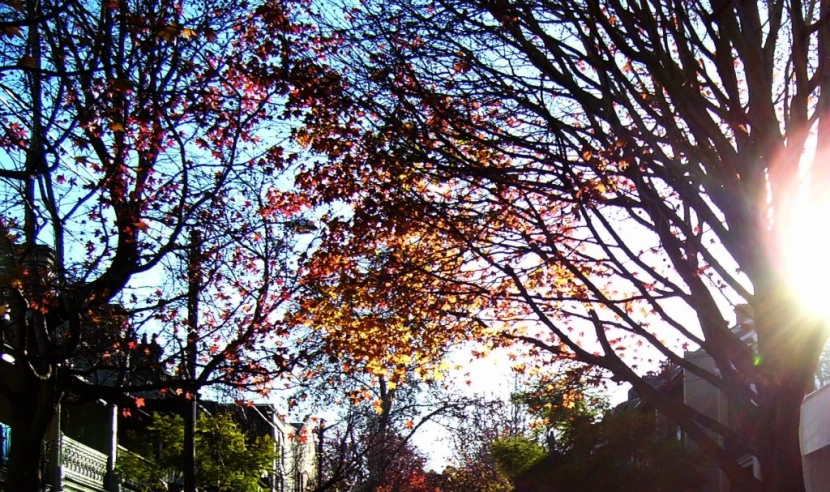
left=512, top=369, right=608, bottom=441
left=437, top=464, right=512, bottom=492
left=118, top=411, right=277, bottom=492
left=303, top=364, right=464, bottom=492
left=437, top=373, right=605, bottom=491
left=515, top=411, right=703, bottom=492
left=490, top=437, right=546, bottom=480
left=0, top=0, right=327, bottom=487
left=370, top=435, right=436, bottom=492
left=815, top=341, right=830, bottom=389
left=438, top=393, right=531, bottom=492
left=292, top=0, right=830, bottom=489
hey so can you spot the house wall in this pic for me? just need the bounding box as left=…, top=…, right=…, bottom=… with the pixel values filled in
left=62, top=400, right=111, bottom=455
left=683, top=346, right=830, bottom=492
left=801, top=383, right=830, bottom=492
left=684, top=349, right=730, bottom=492
left=803, top=447, right=830, bottom=492
left=273, top=418, right=317, bottom=492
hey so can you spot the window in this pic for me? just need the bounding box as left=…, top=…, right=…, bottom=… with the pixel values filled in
left=0, top=422, right=10, bottom=465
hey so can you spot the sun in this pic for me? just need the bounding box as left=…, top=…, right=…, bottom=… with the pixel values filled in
left=781, top=185, right=830, bottom=320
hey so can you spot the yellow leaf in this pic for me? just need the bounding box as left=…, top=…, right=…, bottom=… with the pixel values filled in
left=109, top=122, right=125, bottom=132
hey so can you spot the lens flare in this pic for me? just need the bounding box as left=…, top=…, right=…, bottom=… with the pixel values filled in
left=781, top=189, right=830, bottom=319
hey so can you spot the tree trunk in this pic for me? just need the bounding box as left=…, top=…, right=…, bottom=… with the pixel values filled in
left=751, top=288, right=827, bottom=492
left=7, top=430, right=48, bottom=492
left=5, top=377, right=59, bottom=492
left=756, top=382, right=809, bottom=492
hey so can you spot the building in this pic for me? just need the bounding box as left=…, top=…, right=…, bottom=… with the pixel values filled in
left=196, top=401, right=318, bottom=492
left=0, top=390, right=318, bottom=492
left=801, top=383, right=830, bottom=490
left=0, top=245, right=317, bottom=491
left=682, top=305, right=830, bottom=492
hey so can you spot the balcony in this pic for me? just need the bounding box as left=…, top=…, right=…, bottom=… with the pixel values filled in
left=60, top=434, right=109, bottom=491
left=0, top=424, right=113, bottom=492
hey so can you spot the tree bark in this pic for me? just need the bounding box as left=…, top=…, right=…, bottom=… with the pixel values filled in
left=5, top=377, right=59, bottom=492
left=753, top=382, right=809, bottom=492
left=752, top=288, right=827, bottom=492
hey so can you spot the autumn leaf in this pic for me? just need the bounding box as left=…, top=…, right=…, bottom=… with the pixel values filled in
left=111, top=78, right=132, bottom=92
left=3, top=26, right=22, bottom=38
left=157, top=25, right=178, bottom=41
left=3, top=0, right=24, bottom=12
left=19, top=56, right=36, bottom=68
left=372, top=399, right=384, bottom=414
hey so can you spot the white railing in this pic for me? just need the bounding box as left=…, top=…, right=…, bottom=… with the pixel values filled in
left=61, top=434, right=108, bottom=485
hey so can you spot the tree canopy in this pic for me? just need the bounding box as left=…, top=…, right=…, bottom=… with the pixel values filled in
left=118, top=411, right=278, bottom=492
left=292, top=0, right=830, bottom=490
left=0, top=0, right=325, bottom=488
left=513, top=410, right=703, bottom=492
left=4, top=0, right=830, bottom=489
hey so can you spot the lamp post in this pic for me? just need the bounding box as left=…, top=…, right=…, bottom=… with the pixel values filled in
left=183, top=229, right=201, bottom=492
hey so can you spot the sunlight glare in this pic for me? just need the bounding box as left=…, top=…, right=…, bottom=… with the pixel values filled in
left=782, top=188, right=830, bottom=319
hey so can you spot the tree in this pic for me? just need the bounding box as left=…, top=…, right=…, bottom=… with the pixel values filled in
left=286, top=261, right=471, bottom=491
left=438, top=371, right=700, bottom=491
left=515, top=410, right=703, bottom=492
left=438, top=394, right=530, bottom=492
left=368, top=433, right=436, bottom=492
left=0, top=0, right=324, bottom=488
left=293, top=0, right=830, bottom=490
left=435, top=370, right=602, bottom=491
left=814, top=341, right=830, bottom=388
left=489, top=437, right=546, bottom=482
left=298, top=363, right=464, bottom=492
left=118, top=411, right=278, bottom=492
left=438, top=464, right=512, bottom=492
